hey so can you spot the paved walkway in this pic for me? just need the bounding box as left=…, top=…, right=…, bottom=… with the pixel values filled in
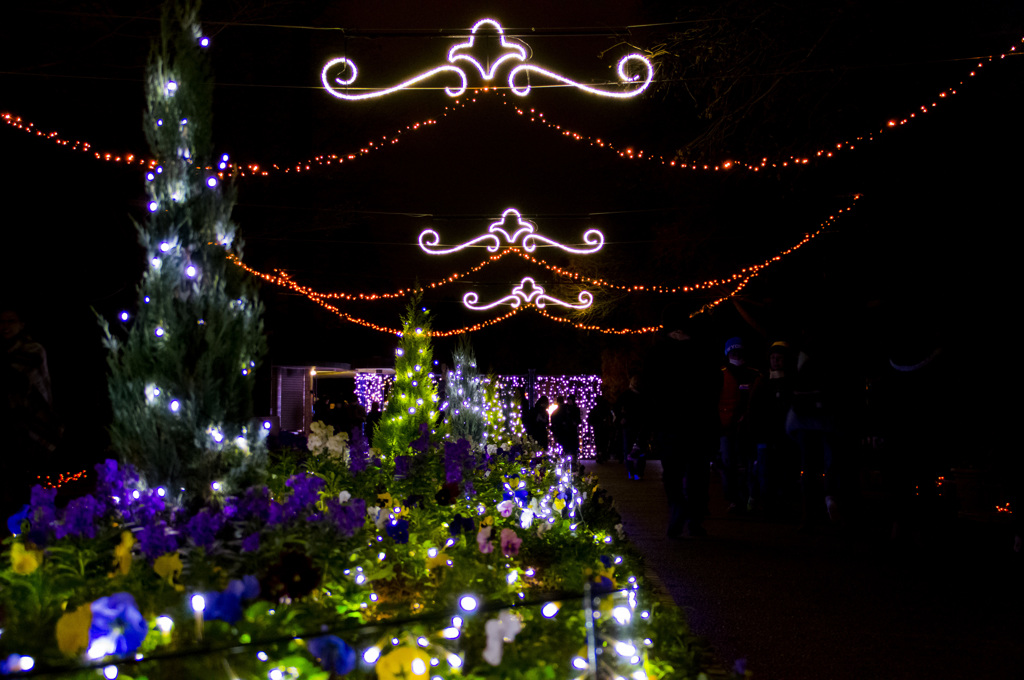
left=584, top=460, right=1023, bottom=680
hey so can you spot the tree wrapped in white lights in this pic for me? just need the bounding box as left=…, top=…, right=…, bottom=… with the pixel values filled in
left=372, top=294, right=440, bottom=455
left=102, top=0, right=266, bottom=498
left=444, top=335, right=487, bottom=442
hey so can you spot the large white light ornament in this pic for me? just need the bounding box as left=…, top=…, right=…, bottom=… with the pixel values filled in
left=321, top=18, right=653, bottom=100
left=419, top=209, right=604, bottom=255
left=463, top=277, right=593, bottom=311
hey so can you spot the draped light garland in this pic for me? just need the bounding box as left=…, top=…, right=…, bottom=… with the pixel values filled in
left=4, top=37, right=1019, bottom=180
left=227, top=197, right=858, bottom=335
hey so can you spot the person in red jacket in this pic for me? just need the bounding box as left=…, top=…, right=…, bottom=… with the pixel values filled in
left=718, top=337, right=762, bottom=513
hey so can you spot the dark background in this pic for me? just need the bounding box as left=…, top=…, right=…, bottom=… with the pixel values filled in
left=1, top=1, right=1020, bottom=467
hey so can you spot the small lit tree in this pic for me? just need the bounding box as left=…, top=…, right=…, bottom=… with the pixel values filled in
left=444, top=335, right=487, bottom=442
left=102, top=0, right=266, bottom=499
left=372, top=295, right=440, bottom=456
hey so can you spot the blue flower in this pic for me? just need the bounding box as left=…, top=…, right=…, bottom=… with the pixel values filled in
left=307, top=635, right=357, bottom=675
left=204, top=576, right=260, bottom=624
left=241, top=532, right=260, bottom=552
left=7, top=505, right=29, bottom=535
left=88, top=592, right=148, bottom=657
left=385, top=518, right=409, bottom=544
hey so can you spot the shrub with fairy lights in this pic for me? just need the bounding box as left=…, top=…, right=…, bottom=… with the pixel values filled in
left=371, top=294, right=443, bottom=457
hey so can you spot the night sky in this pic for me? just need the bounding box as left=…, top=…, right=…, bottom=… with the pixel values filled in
left=2, top=1, right=1021, bottom=456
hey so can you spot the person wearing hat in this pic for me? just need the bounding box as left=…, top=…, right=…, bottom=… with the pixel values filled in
left=718, top=336, right=763, bottom=513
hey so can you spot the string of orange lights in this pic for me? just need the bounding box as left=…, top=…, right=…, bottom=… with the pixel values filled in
left=1, top=97, right=471, bottom=177
left=228, top=197, right=859, bottom=307
left=34, top=469, right=89, bottom=490
left=229, top=197, right=857, bottom=335
left=501, top=38, right=1022, bottom=174
left=4, top=37, right=1020, bottom=180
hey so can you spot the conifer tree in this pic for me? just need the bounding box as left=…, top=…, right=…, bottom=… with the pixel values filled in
left=444, top=335, right=487, bottom=442
left=372, top=295, right=440, bottom=455
left=102, top=0, right=266, bottom=498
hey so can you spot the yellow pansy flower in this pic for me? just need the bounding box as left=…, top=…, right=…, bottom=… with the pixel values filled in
left=55, top=604, right=92, bottom=656
left=376, top=646, right=431, bottom=680
left=553, top=498, right=566, bottom=512
left=153, top=552, right=184, bottom=589
left=112, top=531, right=134, bottom=576
left=425, top=551, right=449, bottom=570
left=11, top=542, right=43, bottom=575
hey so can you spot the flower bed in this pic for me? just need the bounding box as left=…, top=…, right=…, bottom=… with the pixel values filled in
left=2, top=427, right=706, bottom=679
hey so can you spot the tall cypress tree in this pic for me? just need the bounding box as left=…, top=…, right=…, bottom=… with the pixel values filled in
left=102, top=0, right=266, bottom=498
left=372, top=295, right=440, bottom=456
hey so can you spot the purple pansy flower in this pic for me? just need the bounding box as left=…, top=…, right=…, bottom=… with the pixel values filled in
left=137, top=521, right=179, bottom=561
left=241, top=532, right=260, bottom=552
left=348, top=428, right=370, bottom=474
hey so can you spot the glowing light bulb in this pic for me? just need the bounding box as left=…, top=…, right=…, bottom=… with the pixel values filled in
left=169, top=400, right=180, bottom=413
left=148, top=201, right=159, bottom=212
left=160, top=242, right=171, bottom=252
left=154, top=327, right=165, bottom=337
left=156, top=616, right=173, bottom=633
left=190, top=594, right=205, bottom=612
left=363, top=647, right=381, bottom=664
left=186, top=265, right=197, bottom=277
left=199, top=37, right=209, bottom=47
left=541, top=602, right=559, bottom=618
left=458, top=595, right=478, bottom=612
left=120, top=311, right=130, bottom=322
left=104, top=665, right=118, bottom=679
left=206, top=177, right=217, bottom=188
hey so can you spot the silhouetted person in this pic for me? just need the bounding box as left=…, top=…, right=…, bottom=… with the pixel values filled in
left=526, top=396, right=550, bottom=450
left=1, top=307, right=59, bottom=509
left=588, top=393, right=615, bottom=462
left=751, top=341, right=799, bottom=516
left=645, top=308, right=720, bottom=538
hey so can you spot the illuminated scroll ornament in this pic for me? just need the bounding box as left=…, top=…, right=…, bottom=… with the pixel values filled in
left=321, top=18, right=653, bottom=101
left=463, top=277, right=593, bottom=311
left=419, top=208, right=604, bottom=255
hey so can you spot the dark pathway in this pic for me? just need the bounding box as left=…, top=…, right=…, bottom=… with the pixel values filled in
left=584, top=460, right=1023, bottom=680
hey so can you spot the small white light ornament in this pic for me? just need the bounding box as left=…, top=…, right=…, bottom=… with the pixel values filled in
left=463, top=277, right=593, bottom=311
left=206, top=176, right=218, bottom=188
left=458, top=595, right=479, bottom=612
left=419, top=208, right=604, bottom=255
left=321, top=18, right=653, bottom=101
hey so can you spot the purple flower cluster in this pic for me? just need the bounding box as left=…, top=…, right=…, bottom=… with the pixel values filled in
left=394, top=455, right=411, bottom=479
left=348, top=428, right=370, bottom=474
left=326, top=498, right=366, bottom=537
left=186, top=508, right=226, bottom=550
left=444, top=439, right=473, bottom=485
left=269, top=474, right=325, bottom=525
left=410, top=422, right=431, bottom=453
left=55, top=495, right=103, bottom=540
left=228, top=486, right=271, bottom=523
left=137, top=520, right=179, bottom=561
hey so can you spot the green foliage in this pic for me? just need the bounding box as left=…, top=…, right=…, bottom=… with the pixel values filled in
left=445, top=335, right=487, bottom=442
left=372, top=293, right=441, bottom=456
left=102, top=0, right=266, bottom=499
